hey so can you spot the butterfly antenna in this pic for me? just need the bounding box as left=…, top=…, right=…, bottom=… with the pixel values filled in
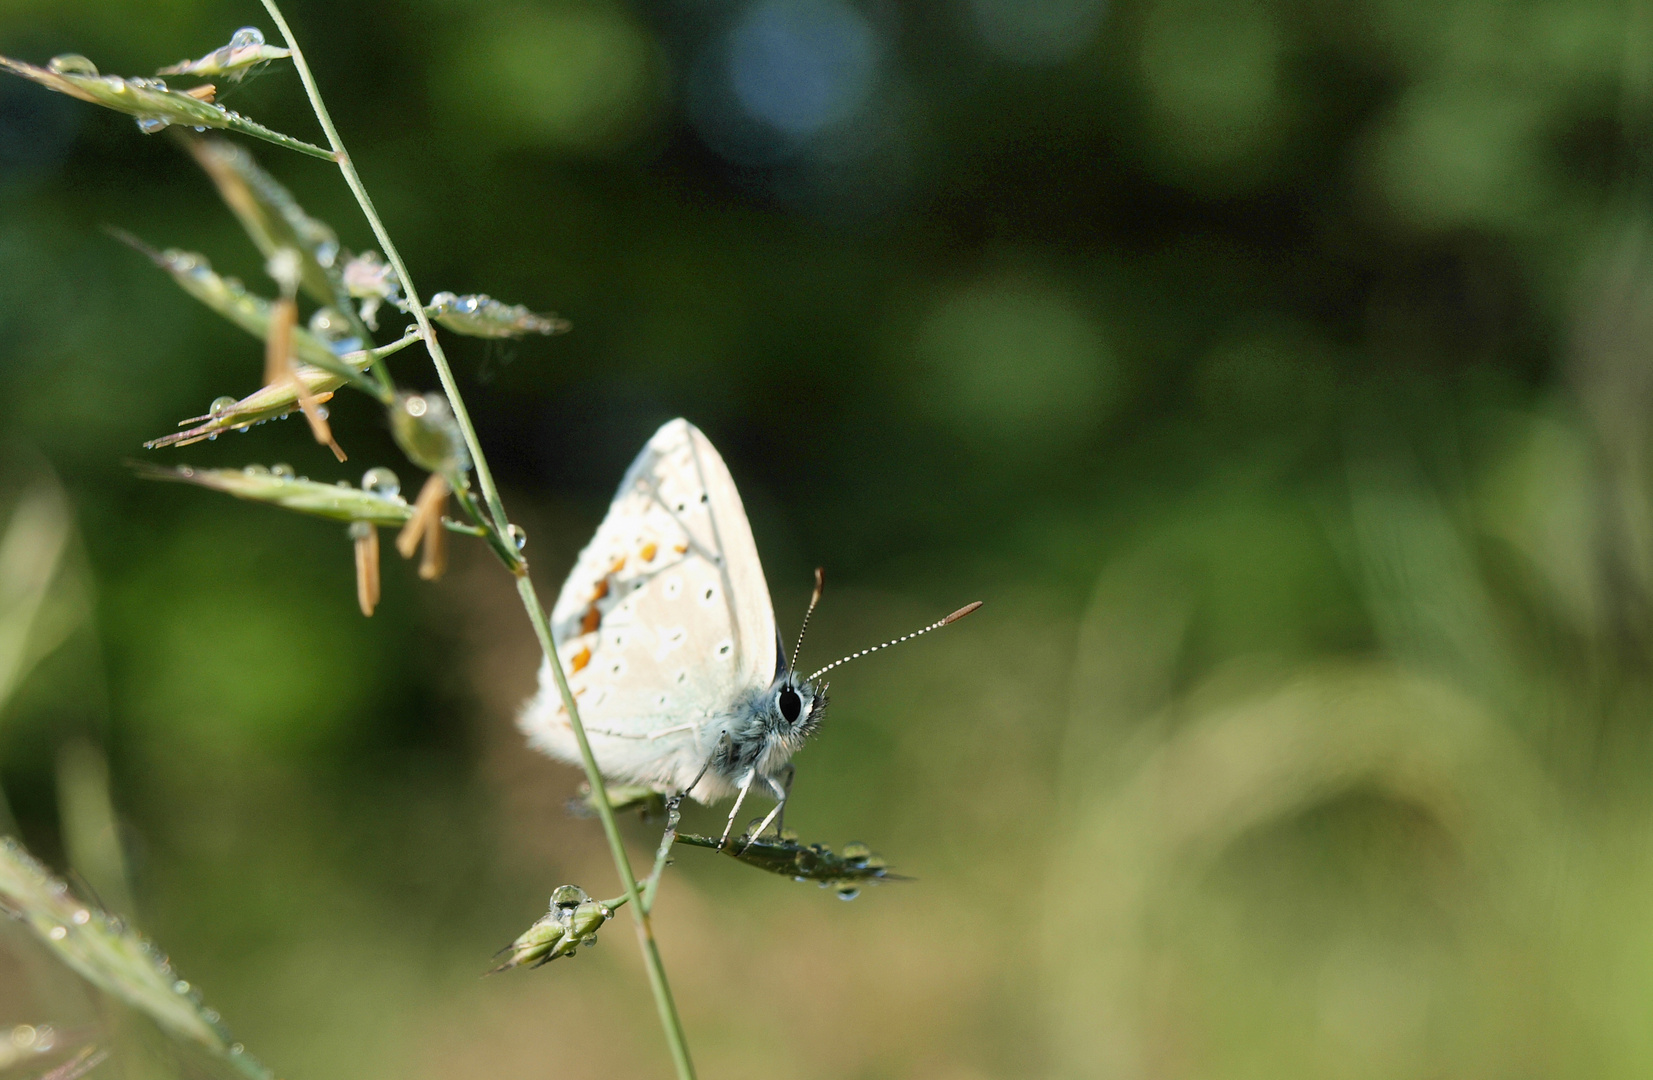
left=790, top=567, right=825, bottom=673
left=806, top=601, right=982, bottom=683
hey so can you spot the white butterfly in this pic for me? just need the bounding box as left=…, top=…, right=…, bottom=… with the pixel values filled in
left=519, top=418, right=978, bottom=845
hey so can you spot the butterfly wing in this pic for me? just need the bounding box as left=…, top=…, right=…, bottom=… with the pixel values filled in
left=520, top=418, right=779, bottom=795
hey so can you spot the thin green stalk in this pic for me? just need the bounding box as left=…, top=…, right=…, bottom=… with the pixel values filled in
left=642, top=802, right=684, bottom=915
left=260, top=0, right=502, bottom=533
left=259, top=4, right=697, bottom=1077
left=517, top=577, right=696, bottom=1080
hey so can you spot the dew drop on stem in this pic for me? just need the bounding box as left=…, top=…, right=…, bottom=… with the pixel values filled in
left=361, top=467, right=400, bottom=498
left=47, top=54, right=98, bottom=75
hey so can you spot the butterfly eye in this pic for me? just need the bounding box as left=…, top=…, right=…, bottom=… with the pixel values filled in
left=778, top=686, right=801, bottom=724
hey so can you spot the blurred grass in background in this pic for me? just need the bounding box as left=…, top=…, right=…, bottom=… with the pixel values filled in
left=3, top=0, right=1653, bottom=1077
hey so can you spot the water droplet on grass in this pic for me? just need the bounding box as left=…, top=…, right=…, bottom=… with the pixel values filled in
left=361, top=467, right=400, bottom=497
left=48, top=55, right=98, bottom=75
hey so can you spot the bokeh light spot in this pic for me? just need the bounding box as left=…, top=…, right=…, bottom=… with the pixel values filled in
left=437, top=4, right=659, bottom=156
left=1366, top=84, right=1550, bottom=233
left=727, top=0, right=880, bottom=136
left=967, top=0, right=1107, bottom=67
left=1138, top=0, right=1288, bottom=187
left=914, top=272, right=1115, bottom=447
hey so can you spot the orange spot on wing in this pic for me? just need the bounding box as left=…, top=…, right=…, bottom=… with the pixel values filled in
left=673, top=542, right=688, bottom=554
left=591, top=578, right=609, bottom=601
left=609, top=555, right=627, bottom=574
left=571, top=646, right=591, bottom=673
left=640, top=541, right=658, bottom=562
left=581, top=605, right=601, bottom=634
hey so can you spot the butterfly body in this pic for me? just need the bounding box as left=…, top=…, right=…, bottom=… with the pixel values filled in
left=520, top=419, right=827, bottom=805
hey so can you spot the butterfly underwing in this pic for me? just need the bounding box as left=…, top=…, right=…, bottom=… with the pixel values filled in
left=519, top=419, right=824, bottom=808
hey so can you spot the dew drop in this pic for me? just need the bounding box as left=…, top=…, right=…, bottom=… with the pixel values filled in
left=361, top=467, right=400, bottom=498
left=842, top=842, right=871, bottom=860
left=48, top=925, right=67, bottom=940
left=243, top=464, right=270, bottom=476
left=209, top=395, right=238, bottom=415
left=10, top=1024, right=37, bottom=1049
left=835, top=886, right=860, bottom=901
left=308, top=307, right=350, bottom=339
left=230, top=27, right=266, bottom=48
left=314, top=405, right=329, bottom=420
left=508, top=523, right=527, bottom=550
left=135, top=116, right=171, bottom=135
left=207, top=433, right=218, bottom=441
left=335, top=480, right=351, bottom=489
left=230, top=1044, right=245, bottom=1056
left=71, top=909, right=90, bottom=925
left=48, top=54, right=98, bottom=75
left=173, top=980, right=190, bottom=995
left=271, top=463, right=295, bottom=479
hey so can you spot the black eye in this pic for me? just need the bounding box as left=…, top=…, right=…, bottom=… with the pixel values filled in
left=778, top=686, right=801, bottom=723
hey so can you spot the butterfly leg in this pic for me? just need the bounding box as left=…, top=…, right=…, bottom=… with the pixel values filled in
left=771, top=764, right=795, bottom=835
left=718, top=769, right=757, bottom=850
left=736, top=767, right=795, bottom=854
left=679, top=730, right=731, bottom=805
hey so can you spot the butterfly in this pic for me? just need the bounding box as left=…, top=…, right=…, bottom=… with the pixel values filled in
left=519, top=418, right=980, bottom=846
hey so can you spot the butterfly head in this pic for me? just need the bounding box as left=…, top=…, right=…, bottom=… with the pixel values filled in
left=758, top=673, right=828, bottom=758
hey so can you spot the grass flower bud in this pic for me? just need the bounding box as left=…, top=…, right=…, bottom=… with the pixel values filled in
left=426, top=292, right=569, bottom=339
left=490, top=886, right=619, bottom=971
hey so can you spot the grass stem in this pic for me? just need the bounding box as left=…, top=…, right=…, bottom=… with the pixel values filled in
left=259, top=4, right=697, bottom=1076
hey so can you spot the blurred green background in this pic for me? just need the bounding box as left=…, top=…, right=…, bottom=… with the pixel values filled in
left=3, top=0, right=1653, bottom=1077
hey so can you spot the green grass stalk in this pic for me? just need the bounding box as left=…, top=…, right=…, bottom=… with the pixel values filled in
left=257, top=4, right=697, bottom=1076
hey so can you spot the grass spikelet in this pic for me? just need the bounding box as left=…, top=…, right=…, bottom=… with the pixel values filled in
left=156, top=27, right=290, bottom=82
left=0, top=838, right=273, bottom=1080
left=490, top=886, right=622, bottom=972
left=0, top=53, right=331, bottom=159
left=426, top=292, right=569, bottom=339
